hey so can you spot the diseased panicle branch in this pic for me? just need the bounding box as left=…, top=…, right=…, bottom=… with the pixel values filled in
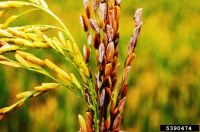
left=78, top=0, right=143, bottom=131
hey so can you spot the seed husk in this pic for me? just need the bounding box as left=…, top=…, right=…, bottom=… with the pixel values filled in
left=105, top=63, right=112, bottom=76
left=0, top=45, right=20, bottom=54
left=16, top=91, right=33, bottom=99
left=83, top=44, right=90, bottom=63
left=106, top=42, right=114, bottom=62
left=99, top=43, right=105, bottom=63
left=0, top=29, right=13, bottom=37
left=122, top=66, right=131, bottom=83
left=121, top=84, right=128, bottom=98
left=112, top=114, right=121, bottom=130
left=15, top=53, right=31, bottom=68
left=106, top=25, right=114, bottom=42
left=100, top=89, right=105, bottom=107
left=0, top=1, right=26, bottom=9
left=89, top=19, right=99, bottom=33
left=99, top=2, right=107, bottom=21
left=117, top=97, right=126, bottom=112
left=0, top=61, right=21, bottom=68
left=134, top=8, right=143, bottom=27
left=80, top=15, right=89, bottom=32
left=44, top=59, right=71, bottom=81
left=94, top=32, right=100, bottom=49
left=126, top=52, right=135, bottom=66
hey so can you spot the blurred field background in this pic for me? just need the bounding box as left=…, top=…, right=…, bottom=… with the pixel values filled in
left=0, top=0, right=200, bottom=131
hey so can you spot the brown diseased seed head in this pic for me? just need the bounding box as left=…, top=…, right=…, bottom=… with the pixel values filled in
left=89, top=19, right=100, bottom=33
left=121, top=84, right=128, bottom=98
left=99, top=43, right=105, bottom=63
left=94, top=32, right=101, bottom=49
left=126, top=52, right=135, bottom=66
left=106, top=25, right=114, bottom=42
left=99, top=2, right=107, bottom=21
left=122, top=66, right=131, bottom=84
left=106, top=42, right=114, bottom=62
left=83, top=45, right=90, bottom=63
left=100, top=89, right=105, bottom=107
left=105, top=63, right=112, bottom=76
left=117, top=97, right=126, bottom=112
left=112, top=114, right=121, bottom=130
left=80, top=15, right=89, bottom=32
left=101, top=76, right=112, bottom=89
left=134, top=8, right=143, bottom=27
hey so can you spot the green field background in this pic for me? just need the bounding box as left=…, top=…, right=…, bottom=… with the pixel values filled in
left=0, top=0, right=200, bottom=131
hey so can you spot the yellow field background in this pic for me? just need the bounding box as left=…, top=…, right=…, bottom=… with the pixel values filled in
left=0, top=0, right=200, bottom=131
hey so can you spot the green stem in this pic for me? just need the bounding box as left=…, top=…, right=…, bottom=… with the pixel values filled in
left=88, top=79, right=99, bottom=131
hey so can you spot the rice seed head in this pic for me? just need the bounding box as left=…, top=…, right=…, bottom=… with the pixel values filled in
left=0, top=29, right=13, bottom=37
left=105, top=63, right=112, bottom=77
left=102, top=76, right=112, bottom=88
left=126, top=52, right=135, bottom=66
left=58, top=31, right=67, bottom=47
left=42, top=83, right=60, bottom=90
left=105, top=115, right=111, bottom=130
left=80, top=16, right=89, bottom=32
left=26, top=33, right=42, bottom=42
left=0, top=1, right=26, bottom=9
left=7, top=28, right=27, bottom=38
left=0, top=45, right=20, bottom=54
left=87, top=33, right=92, bottom=45
left=15, top=53, right=31, bottom=68
left=83, top=44, right=90, bottom=63
left=78, top=114, right=87, bottom=132
left=12, top=38, right=33, bottom=47
left=86, top=112, right=93, bottom=132
left=32, top=41, right=50, bottom=48
left=121, top=84, right=128, bottom=98
left=99, top=43, right=105, bottom=63
left=122, top=66, right=131, bottom=83
left=42, top=35, right=57, bottom=50
left=94, top=32, right=100, bottom=49
left=134, top=8, right=143, bottom=27
left=16, top=91, right=33, bottom=99
left=16, top=51, right=44, bottom=66
left=112, top=114, right=121, bottom=130
left=44, top=59, right=57, bottom=71
left=44, top=59, right=71, bottom=81
left=89, top=19, right=100, bottom=33
left=106, top=25, right=114, bottom=42
left=0, top=61, right=21, bottom=68
left=117, top=97, right=126, bottom=112
left=100, top=89, right=105, bottom=107
left=106, top=42, right=114, bottom=62
left=34, top=83, right=59, bottom=91
left=99, top=2, right=107, bottom=21
left=53, top=37, right=65, bottom=55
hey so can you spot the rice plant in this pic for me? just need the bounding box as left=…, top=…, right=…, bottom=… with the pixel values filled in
left=0, top=0, right=142, bottom=131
